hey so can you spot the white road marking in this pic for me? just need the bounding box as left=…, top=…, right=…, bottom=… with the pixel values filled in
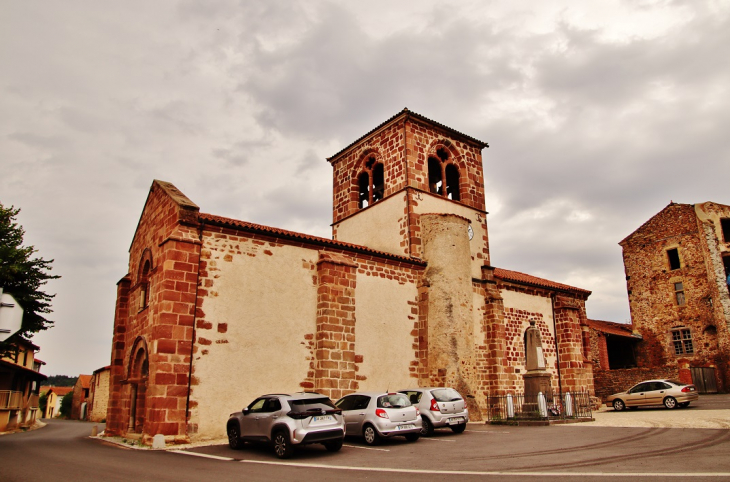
left=342, top=444, right=390, bottom=452
left=171, top=450, right=235, bottom=461
left=239, top=461, right=730, bottom=478
left=420, top=437, right=455, bottom=442
left=465, top=430, right=510, bottom=434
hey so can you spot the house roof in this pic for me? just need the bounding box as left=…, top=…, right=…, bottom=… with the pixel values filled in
left=327, top=108, right=489, bottom=162
left=587, top=319, right=641, bottom=339
left=46, top=386, right=73, bottom=396
left=493, top=268, right=592, bottom=295
left=0, top=359, right=48, bottom=380
left=199, top=213, right=427, bottom=267
left=77, top=374, right=92, bottom=389
left=92, top=365, right=111, bottom=374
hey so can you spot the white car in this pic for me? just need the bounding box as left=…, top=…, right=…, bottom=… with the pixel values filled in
left=399, top=387, right=469, bottom=435
left=335, top=392, right=421, bottom=445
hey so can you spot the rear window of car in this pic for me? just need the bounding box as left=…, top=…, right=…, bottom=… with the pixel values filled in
left=399, top=391, right=423, bottom=404
left=665, top=380, right=684, bottom=386
left=377, top=394, right=411, bottom=408
left=431, top=388, right=463, bottom=402
left=289, top=398, right=336, bottom=412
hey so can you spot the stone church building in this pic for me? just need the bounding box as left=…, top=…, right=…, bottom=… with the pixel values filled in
left=105, top=109, right=595, bottom=444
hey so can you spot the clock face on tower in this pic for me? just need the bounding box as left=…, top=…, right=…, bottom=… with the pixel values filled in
left=468, top=225, right=474, bottom=240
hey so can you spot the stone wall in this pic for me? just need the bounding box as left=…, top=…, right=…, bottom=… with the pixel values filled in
left=88, top=369, right=110, bottom=422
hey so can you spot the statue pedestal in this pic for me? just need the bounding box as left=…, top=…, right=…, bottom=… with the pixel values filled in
left=522, top=371, right=552, bottom=414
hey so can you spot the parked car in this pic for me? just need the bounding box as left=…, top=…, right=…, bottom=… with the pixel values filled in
left=398, top=387, right=469, bottom=436
left=227, top=392, right=345, bottom=458
left=335, top=392, right=421, bottom=445
left=606, top=379, right=699, bottom=411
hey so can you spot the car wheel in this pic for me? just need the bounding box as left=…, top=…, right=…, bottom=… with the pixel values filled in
left=404, top=433, right=420, bottom=442
left=450, top=423, right=466, bottom=434
left=421, top=417, right=434, bottom=436
left=679, top=402, right=690, bottom=408
left=324, top=439, right=343, bottom=452
left=227, top=424, right=243, bottom=450
left=363, top=424, right=381, bottom=446
left=273, top=430, right=293, bottom=459
left=612, top=399, right=625, bottom=412
left=664, top=396, right=678, bottom=409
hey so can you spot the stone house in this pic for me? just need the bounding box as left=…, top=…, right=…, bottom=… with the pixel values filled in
left=87, top=366, right=110, bottom=422
left=0, top=337, right=46, bottom=431
left=617, top=202, right=730, bottom=394
left=105, top=109, right=596, bottom=445
left=70, top=374, right=91, bottom=420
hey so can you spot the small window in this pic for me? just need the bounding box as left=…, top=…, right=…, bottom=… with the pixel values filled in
left=428, top=157, right=443, bottom=195
left=445, top=164, right=460, bottom=201
left=674, top=282, right=685, bottom=306
left=721, top=218, right=730, bottom=242
left=672, top=328, right=693, bottom=355
left=667, top=248, right=681, bottom=270
left=356, top=157, right=385, bottom=209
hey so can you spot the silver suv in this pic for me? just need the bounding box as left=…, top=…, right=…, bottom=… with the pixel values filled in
left=398, top=387, right=468, bottom=436
left=227, top=392, right=345, bottom=458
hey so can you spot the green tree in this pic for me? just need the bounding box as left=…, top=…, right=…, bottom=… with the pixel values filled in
left=59, top=390, right=73, bottom=418
left=0, top=203, right=59, bottom=356
left=39, top=392, right=48, bottom=416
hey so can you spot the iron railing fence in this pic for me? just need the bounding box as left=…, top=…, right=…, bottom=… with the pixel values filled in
left=486, top=390, right=593, bottom=422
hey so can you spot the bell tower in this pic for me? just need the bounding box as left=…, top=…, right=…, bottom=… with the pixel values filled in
left=327, top=108, right=491, bottom=274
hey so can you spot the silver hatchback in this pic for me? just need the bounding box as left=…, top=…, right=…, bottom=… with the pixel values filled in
left=335, top=392, right=422, bottom=445
left=399, top=387, right=469, bottom=436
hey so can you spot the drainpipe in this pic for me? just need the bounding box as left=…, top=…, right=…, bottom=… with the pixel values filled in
left=185, top=220, right=204, bottom=429
left=551, top=294, right=563, bottom=405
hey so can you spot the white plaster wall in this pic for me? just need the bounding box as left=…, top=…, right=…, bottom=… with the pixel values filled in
left=334, top=194, right=407, bottom=256
left=414, top=195, right=488, bottom=279
left=500, top=289, right=557, bottom=374
left=354, top=275, right=417, bottom=391
left=191, top=243, right=318, bottom=440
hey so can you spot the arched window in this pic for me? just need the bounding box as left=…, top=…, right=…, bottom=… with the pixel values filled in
left=428, top=147, right=461, bottom=201
left=138, top=250, right=153, bottom=311
left=445, top=164, right=460, bottom=201
left=356, top=156, right=385, bottom=209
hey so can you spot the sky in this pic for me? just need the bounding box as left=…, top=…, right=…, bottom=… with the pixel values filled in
left=2, top=0, right=729, bottom=377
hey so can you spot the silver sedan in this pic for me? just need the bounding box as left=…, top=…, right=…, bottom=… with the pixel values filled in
left=606, top=379, right=699, bottom=411
left=335, top=392, right=422, bottom=445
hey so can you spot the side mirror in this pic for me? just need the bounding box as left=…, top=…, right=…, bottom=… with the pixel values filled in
left=242, top=408, right=250, bottom=415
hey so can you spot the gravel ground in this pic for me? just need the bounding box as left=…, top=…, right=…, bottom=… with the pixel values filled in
left=581, top=394, right=730, bottom=429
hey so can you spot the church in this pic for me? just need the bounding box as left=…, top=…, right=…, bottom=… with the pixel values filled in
left=105, top=109, right=595, bottom=444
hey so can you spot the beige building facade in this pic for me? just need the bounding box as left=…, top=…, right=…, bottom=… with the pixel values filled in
left=105, top=110, right=595, bottom=444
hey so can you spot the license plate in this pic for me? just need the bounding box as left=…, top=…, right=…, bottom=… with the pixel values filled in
left=312, top=415, right=334, bottom=422
left=397, top=424, right=415, bottom=430
left=448, top=417, right=465, bottom=425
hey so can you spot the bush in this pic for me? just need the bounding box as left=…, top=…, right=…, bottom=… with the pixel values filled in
left=59, top=391, right=73, bottom=418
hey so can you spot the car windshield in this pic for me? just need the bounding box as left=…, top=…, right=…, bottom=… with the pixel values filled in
left=431, top=388, right=462, bottom=402
left=289, top=398, right=336, bottom=413
left=377, top=394, right=411, bottom=408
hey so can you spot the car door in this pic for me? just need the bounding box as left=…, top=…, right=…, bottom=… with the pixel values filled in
left=645, top=382, right=669, bottom=406
left=240, top=398, right=266, bottom=439
left=255, top=398, right=282, bottom=438
left=336, top=395, right=366, bottom=436
left=625, top=382, right=651, bottom=406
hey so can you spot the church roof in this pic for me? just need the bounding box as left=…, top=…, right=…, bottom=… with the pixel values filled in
left=587, top=319, right=641, bottom=339
left=493, top=267, right=591, bottom=295
left=327, top=108, right=489, bottom=162
left=199, top=213, right=427, bottom=267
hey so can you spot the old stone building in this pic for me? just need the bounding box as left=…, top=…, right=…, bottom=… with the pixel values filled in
left=70, top=374, right=91, bottom=420
left=105, top=109, right=595, bottom=444
left=619, top=202, right=730, bottom=393
left=87, top=366, right=110, bottom=422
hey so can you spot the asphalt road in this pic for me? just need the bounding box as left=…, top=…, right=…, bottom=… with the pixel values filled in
left=1, top=396, right=729, bottom=482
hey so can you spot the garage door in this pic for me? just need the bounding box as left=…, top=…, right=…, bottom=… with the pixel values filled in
left=690, top=367, right=718, bottom=394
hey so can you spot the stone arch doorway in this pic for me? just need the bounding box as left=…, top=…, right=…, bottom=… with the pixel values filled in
left=126, top=337, right=149, bottom=434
